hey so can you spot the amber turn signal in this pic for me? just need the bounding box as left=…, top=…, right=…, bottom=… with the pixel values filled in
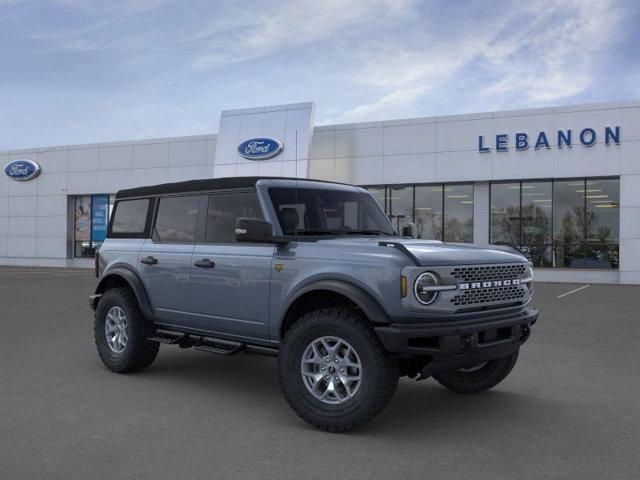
left=400, top=275, right=407, bottom=298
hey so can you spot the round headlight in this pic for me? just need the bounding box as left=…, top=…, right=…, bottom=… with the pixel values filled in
left=524, top=264, right=534, bottom=288
left=414, top=272, right=439, bottom=305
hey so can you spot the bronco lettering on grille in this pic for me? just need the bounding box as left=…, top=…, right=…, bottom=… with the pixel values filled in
left=459, top=279, right=521, bottom=290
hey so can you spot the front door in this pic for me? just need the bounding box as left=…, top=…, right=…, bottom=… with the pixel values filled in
left=139, top=194, right=202, bottom=327
left=189, top=191, right=274, bottom=339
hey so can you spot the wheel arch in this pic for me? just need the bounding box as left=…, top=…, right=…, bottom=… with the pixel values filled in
left=93, top=267, right=155, bottom=321
left=279, top=280, right=390, bottom=339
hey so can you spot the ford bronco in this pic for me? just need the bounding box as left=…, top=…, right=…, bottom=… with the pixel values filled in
left=90, top=177, right=538, bottom=431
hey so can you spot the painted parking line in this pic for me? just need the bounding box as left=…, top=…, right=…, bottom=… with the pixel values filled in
left=0, top=270, right=90, bottom=275
left=557, top=284, right=590, bottom=298
left=52, top=273, right=92, bottom=276
left=0, top=269, right=47, bottom=273
left=0, top=271, right=61, bottom=274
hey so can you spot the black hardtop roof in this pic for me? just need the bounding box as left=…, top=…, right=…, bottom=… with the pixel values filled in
left=115, top=177, right=354, bottom=199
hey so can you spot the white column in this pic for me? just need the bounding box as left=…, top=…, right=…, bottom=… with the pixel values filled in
left=619, top=173, right=640, bottom=284
left=213, top=102, right=315, bottom=179
left=473, top=181, right=489, bottom=244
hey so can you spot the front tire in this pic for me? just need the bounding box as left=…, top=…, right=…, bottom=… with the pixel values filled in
left=432, top=350, right=519, bottom=394
left=278, top=307, right=399, bottom=432
left=94, top=287, right=160, bottom=373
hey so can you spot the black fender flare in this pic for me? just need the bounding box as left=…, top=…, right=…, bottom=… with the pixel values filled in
left=282, top=279, right=391, bottom=328
left=93, top=267, right=155, bottom=321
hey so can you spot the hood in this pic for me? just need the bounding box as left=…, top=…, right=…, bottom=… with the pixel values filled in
left=394, top=239, right=526, bottom=266
left=315, top=236, right=527, bottom=266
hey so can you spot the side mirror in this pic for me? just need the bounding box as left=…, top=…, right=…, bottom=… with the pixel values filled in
left=235, top=218, right=274, bottom=243
left=401, top=222, right=417, bottom=238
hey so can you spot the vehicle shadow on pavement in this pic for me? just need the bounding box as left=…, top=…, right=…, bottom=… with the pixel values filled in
left=370, top=383, right=547, bottom=436
left=128, top=348, right=282, bottom=394
left=124, top=347, right=561, bottom=437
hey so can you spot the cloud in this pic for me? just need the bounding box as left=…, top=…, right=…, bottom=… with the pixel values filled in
left=334, top=0, right=627, bottom=122
left=337, top=36, right=494, bottom=121
left=51, top=0, right=173, bottom=13
left=482, top=0, right=622, bottom=104
left=191, top=0, right=414, bottom=70
left=339, top=85, right=429, bottom=122
left=17, top=1, right=168, bottom=53
left=0, top=0, right=635, bottom=149
left=15, top=0, right=414, bottom=66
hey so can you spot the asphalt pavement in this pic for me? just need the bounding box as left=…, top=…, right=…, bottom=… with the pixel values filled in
left=1, top=267, right=639, bottom=479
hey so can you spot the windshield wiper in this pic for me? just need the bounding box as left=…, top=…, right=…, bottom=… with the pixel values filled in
left=339, top=229, right=390, bottom=236
left=288, top=228, right=394, bottom=236
left=290, top=229, right=336, bottom=235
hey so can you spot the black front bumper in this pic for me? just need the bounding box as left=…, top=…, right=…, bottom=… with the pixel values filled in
left=375, top=307, right=538, bottom=372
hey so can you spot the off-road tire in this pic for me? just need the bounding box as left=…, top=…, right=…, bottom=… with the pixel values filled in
left=278, top=307, right=399, bottom=432
left=433, top=350, right=519, bottom=394
left=94, top=287, right=160, bottom=373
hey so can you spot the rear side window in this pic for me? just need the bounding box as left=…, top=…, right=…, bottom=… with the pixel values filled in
left=110, top=199, right=150, bottom=235
left=154, top=196, right=200, bottom=244
left=206, top=191, right=262, bottom=243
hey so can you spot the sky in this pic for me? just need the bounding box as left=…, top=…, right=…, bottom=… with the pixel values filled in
left=1, top=0, right=639, bottom=150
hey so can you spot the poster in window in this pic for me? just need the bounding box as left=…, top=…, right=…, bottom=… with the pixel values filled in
left=91, top=194, right=109, bottom=242
left=75, top=196, right=92, bottom=241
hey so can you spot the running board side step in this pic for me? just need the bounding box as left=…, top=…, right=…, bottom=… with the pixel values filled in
left=148, top=328, right=278, bottom=357
left=148, top=329, right=189, bottom=345
left=194, top=336, right=244, bottom=355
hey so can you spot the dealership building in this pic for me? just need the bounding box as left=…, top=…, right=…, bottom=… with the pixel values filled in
left=1, top=100, right=639, bottom=284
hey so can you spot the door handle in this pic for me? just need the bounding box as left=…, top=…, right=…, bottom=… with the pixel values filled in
left=140, top=256, right=158, bottom=265
left=194, top=258, right=215, bottom=268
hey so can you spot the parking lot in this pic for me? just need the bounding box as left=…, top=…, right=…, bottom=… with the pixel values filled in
left=1, top=267, right=639, bottom=479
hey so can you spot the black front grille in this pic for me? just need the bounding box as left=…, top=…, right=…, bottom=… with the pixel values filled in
left=451, top=285, right=525, bottom=307
left=451, top=264, right=526, bottom=283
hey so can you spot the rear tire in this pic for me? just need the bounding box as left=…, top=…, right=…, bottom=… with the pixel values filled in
left=278, top=307, right=399, bottom=432
left=94, top=287, right=160, bottom=373
left=432, top=350, right=519, bottom=394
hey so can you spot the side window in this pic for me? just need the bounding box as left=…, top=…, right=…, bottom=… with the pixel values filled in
left=154, top=196, right=200, bottom=243
left=206, top=191, right=262, bottom=243
left=110, top=199, right=150, bottom=235
left=276, top=203, right=306, bottom=234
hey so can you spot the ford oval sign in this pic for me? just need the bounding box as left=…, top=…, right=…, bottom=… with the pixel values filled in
left=237, top=138, right=283, bottom=160
left=4, top=159, right=41, bottom=181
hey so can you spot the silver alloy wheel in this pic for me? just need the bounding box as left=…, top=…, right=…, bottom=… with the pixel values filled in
left=105, top=306, right=128, bottom=354
left=300, top=336, right=362, bottom=405
left=458, top=362, right=488, bottom=373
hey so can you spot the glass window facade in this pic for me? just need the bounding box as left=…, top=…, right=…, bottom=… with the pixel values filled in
left=491, top=178, right=619, bottom=269
left=74, top=194, right=115, bottom=258
left=521, top=181, right=553, bottom=266
left=365, top=184, right=474, bottom=242
left=585, top=179, right=619, bottom=269
left=414, top=185, right=442, bottom=240
left=387, top=186, right=413, bottom=233
left=444, top=184, right=474, bottom=243
left=490, top=182, right=520, bottom=246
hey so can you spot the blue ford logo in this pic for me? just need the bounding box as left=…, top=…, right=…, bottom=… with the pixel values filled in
left=4, top=159, right=41, bottom=181
left=237, top=137, right=283, bottom=160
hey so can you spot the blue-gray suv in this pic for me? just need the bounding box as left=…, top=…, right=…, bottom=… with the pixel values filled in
left=90, top=177, right=538, bottom=431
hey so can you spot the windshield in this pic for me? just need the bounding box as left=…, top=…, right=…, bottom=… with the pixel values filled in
left=268, top=187, right=396, bottom=236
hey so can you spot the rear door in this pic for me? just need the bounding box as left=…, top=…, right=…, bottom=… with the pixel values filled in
left=189, top=190, right=274, bottom=339
left=139, top=194, right=204, bottom=327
